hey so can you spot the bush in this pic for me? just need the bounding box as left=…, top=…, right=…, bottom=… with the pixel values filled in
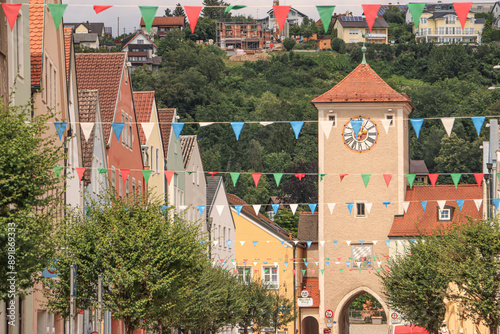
left=331, top=38, right=346, bottom=54
left=283, top=38, right=296, bottom=51
left=294, top=40, right=317, bottom=50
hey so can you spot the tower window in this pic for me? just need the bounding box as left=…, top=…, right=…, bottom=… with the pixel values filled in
left=385, top=114, right=394, bottom=127
left=356, top=203, right=366, bottom=217
left=352, top=244, right=373, bottom=269
left=328, top=113, right=337, bottom=127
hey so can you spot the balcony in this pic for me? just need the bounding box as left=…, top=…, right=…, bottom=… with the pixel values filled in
left=365, top=33, right=387, bottom=38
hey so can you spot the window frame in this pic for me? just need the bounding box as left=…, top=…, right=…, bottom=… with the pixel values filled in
left=352, top=244, right=373, bottom=269
left=262, top=265, right=279, bottom=289
left=237, top=266, right=252, bottom=284
left=355, top=202, right=367, bottom=218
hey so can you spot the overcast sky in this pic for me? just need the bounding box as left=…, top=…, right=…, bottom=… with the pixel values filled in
left=62, top=0, right=479, bottom=37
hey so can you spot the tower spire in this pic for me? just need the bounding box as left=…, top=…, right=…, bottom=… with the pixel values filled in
left=361, top=33, right=367, bottom=65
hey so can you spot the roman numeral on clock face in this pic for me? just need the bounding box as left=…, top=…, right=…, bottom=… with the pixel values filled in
left=342, top=117, right=379, bottom=153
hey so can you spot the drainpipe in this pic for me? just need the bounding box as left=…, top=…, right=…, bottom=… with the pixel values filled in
left=292, top=237, right=298, bottom=334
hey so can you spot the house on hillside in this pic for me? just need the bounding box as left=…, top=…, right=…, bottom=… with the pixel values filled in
left=333, top=16, right=389, bottom=44
left=256, top=7, right=307, bottom=39
left=121, top=31, right=161, bottom=72
left=64, top=21, right=106, bottom=36
left=73, top=32, right=100, bottom=49
left=180, top=135, right=206, bottom=222
left=140, top=16, right=185, bottom=37
left=216, top=22, right=272, bottom=50
left=378, top=5, right=408, bottom=16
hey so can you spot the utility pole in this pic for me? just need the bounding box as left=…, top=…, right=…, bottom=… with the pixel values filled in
left=117, top=17, right=119, bottom=38
left=98, top=274, right=103, bottom=334
left=69, top=264, right=77, bottom=334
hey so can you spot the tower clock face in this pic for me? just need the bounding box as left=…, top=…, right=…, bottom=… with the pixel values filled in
left=342, top=116, right=379, bottom=153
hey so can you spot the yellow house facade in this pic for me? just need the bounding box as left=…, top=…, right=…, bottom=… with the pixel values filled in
left=228, top=193, right=303, bottom=334
left=414, top=11, right=485, bottom=43
left=334, top=16, right=389, bottom=44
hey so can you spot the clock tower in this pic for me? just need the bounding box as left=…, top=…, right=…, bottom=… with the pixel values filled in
left=310, top=61, right=413, bottom=334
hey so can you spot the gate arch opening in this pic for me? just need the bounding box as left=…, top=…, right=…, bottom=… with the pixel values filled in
left=302, top=316, right=319, bottom=334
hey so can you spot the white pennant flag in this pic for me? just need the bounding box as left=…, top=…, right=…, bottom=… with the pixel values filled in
left=377, top=261, right=382, bottom=267
left=372, top=240, right=378, bottom=245
left=253, top=205, right=261, bottom=216
left=260, top=122, right=274, bottom=126
left=366, top=202, right=373, bottom=214
left=140, top=122, right=155, bottom=142
left=199, top=122, right=213, bottom=127
left=294, top=240, right=299, bottom=245
left=441, top=117, right=455, bottom=137
left=356, top=262, right=362, bottom=267
left=290, top=204, right=298, bottom=215
left=402, top=201, right=410, bottom=213
left=437, top=200, right=446, bottom=210
left=216, top=205, right=224, bottom=216
left=253, top=262, right=258, bottom=266
left=274, top=262, right=278, bottom=266
left=474, top=199, right=482, bottom=211
left=346, top=240, right=351, bottom=246
left=381, top=119, right=392, bottom=134
left=327, top=203, right=336, bottom=214
left=320, top=121, right=334, bottom=139
left=335, top=262, right=340, bottom=265
left=179, top=205, right=187, bottom=211
left=320, top=241, right=325, bottom=247
left=315, top=262, right=319, bottom=266
left=213, top=240, right=218, bottom=247
left=239, top=241, right=245, bottom=246
left=80, top=122, right=94, bottom=142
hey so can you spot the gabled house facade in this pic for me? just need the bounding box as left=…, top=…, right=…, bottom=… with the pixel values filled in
left=180, top=135, right=206, bottom=222
left=64, top=22, right=105, bottom=36
left=256, top=7, right=307, bottom=39
left=140, top=16, right=185, bottom=37
left=73, top=33, right=100, bottom=49
left=333, top=16, right=389, bottom=44
left=121, top=31, right=160, bottom=72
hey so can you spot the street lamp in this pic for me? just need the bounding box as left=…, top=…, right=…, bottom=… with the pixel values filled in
left=487, top=162, right=494, bottom=219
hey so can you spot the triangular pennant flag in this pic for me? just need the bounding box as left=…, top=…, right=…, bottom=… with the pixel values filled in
left=252, top=241, right=258, bottom=247
left=471, top=116, right=485, bottom=136
left=142, top=170, right=152, bottom=184
left=273, top=173, right=283, bottom=187
left=350, top=120, right=363, bottom=137
left=360, top=241, right=364, bottom=245
left=320, top=241, right=325, bottom=247
left=2, top=3, right=22, bottom=31
left=437, top=200, right=446, bottom=210
left=235, top=205, right=243, bottom=215
left=493, top=199, right=500, bottom=210
left=47, top=4, right=67, bottom=30
left=233, top=269, right=237, bottom=274
left=295, top=173, right=306, bottom=181
left=293, top=269, right=296, bottom=275
left=385, top=240, right=391, bottom=247
left=316, top=6, right=336, bottom=33
left=340, top=174, right=348, bottom=182
left=346, top=262, right=351, bottom=268
left=383, top=202, right=390, bottom=207
left=383, top=174, right=392, bottom=187
left=320, top=121, right=334, bottom=139
left=377, top=268, right=381, bottom=273
left=474, top=173, right=484, bottom=187
left=273, top=5, right=291, bottom=32
left=346, top=240, right=351, bottom=246
left=120, top=169, right=130, bottom=184
left=301, top=269, right=306, bottom=276
left=260, top=121, right=274, bottom=126
left=272, top=203, right=280, bottom=215
left=340, top=269, right=344, bottom=274
left=172, top=123, right=184, bottom=140
left=325, top=262, right=330, bottom=266
left=290, top=121, right=304, bottom=139
left=365, top=203, right=373, bottom=214
left=208, top=171, right=218, bottom=178
left=54, top=166, right=64, bottom=178
left=309, top=203, right=317, bottom=215
left=306, top=241, right=312, bottom=248
left=362, top=4, right=380, bottom=32
left=111, top=122, right=125, bottom=142
left=327, top=203, right=336, bottom=214
left=216, top=205, right=224, bottom=216
left=94, top=5, right=112, bottom=14
left=185, top=6, right=203, bottom=33
left=213, top=240, right=218, bottom=247
left=187, top=171, right=196, bottom=175
left=253, top=205, right=261, bottom=216
left=140, top=123, right=154, bottom=142
left=474, top=199, right=482, bottom=211
left=346, top=203, right=354, bottom=214
left=420, top=201, right=427, bottom=211
left=311, top=269, right=316, bottom=275
left=373, top=241, right=378, bottom=245
left=164, top=171, right=174, bottom=185
left=80, top=123, right=94, bottom=142
left=429, top=173, right=439, bottom=188
left=319, top=173, right=326, bottom=181
left=333, top=241, right=338, bottom=246
left=76, top=167, right=86, bottom=181
left=453, top=2, right=472, bottom=30
left=456, top=200, right=464, bottom=211
left=451, top=173, right=461, bottom=188
left=284, top=261, right=289, bottom=267
left=441, top=118, right=455, bottom=137
left=406, top=174, right=416, bottom=188
left=381, top=119, right=391, bottom=134
left=224, top=5, right=246, bottom=13
left=368, top=268, right=372, bottom=274
left=252, top=173, right=262, bottom=187
left=361, top=174, right=371, bottom=188
left=98, top=168, right=108, bottom=174
left=139, top=6, right=158, bottom=33
left=198, top=205, right=205, bottom=216
left=356, top=262, right=362, bottom=268
left=290, top=204, right=298, bottom=215
left=321, top=269, right=325, bottom=275
left=402, top=201, right=410, bottom=213
left=240, top=243, right=246, bottom=248
left=231, top=122, right=245, bottom=140
left=54, top=122, right=67, bottom=140
left=220, top=258, right=225, bottom=264
left=199, top=122, right=213, bottom=127
left=408, top=3, right=426, bottom=28
left=410, top=119, right=424, bottom=138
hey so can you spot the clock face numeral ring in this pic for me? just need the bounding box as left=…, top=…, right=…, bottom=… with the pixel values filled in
left=342, top=116, right=379, bottom=153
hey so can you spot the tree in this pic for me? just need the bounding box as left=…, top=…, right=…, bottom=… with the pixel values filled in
left=164, top=8, right=173, bottom=16
left=273, top=209, right=298, bottom=237
left=283, top=38, right=296, bottom=51
left=202, top=0, right=230, bottom=20
left=0, top=100, right=65, bottom=302
left=237, top=280, right=273, bottom=334
left=383, top=6, right=405, bottom=24
left=289, top=24, right=300, bottom=36
left=331, top=38, right=346, bottom=53
left=268, top=290, right=296, bottom=331
left=173, top=3, right=186, bottom=19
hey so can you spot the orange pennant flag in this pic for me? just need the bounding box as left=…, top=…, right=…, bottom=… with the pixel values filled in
left=252, top=173, right=262, bottom=187
left=76, top=167, right=86, bottom=182
left=295, top=173, right=306, bottom=181
left=474, top=173, right=484, bottom=187
left=94, top=5, right=112, bottom=14
left=273, top=5, right=291, bottom=32
left=2, top=3, right=22, bottom=31
left=184, top=6, right=202, bottom=33
left=165, top=170, right=174, bottom=185
left=362, top=4, right=381, bottom=32
left=121, top=169, right=130, bottom=184
left=428, top=173, right=439, bottom=188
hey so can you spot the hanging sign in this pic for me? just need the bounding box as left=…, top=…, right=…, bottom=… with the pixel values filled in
left=297, top=298, right=313, bottom=307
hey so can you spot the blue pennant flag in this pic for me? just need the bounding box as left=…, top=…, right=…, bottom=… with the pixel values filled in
left=54, top=122, right=67, bottom=140
left=346, top=202, right=354, bottom=214
left=360, top=240, right=364, bottom=245
left=235, top=205, right=243, bottom=215
left=325, top=262, right=330, bottom=266
left=172, top=123, right=184, bottom=140
left=346, top=262, right=351, bottom=267
left=290, top=121, right=304, bottom=139
left=200, top=241, right=206, bottom=247
left=306, top=241, right=312, bottom=248
left=284, top=262, right=289, bottom=267
left=456, top=200, right=464, bottom=211
left=471, top=116, right=485, bottom=136
left=111, top=122, right=125, bottom=142
left=227, top=240, right=232, bottom=248
left=272, top=203, right=280, bottom=215
left=231, top=122, right=245, bottom=140
left=304, top=262, right=309, bottom=267
left=410, top=119, right=424, bottom=138
left=333, top=240, right=338, bottom=246
left=385, top=240, right=391, bottom=247
left=493, top=199, right=500, bottom=210
left=161, top=206, right=168, bottom=214
left=280, top=240, right=285, bottom=245
left=252, top=241, right=258, bottom=247
left=383, top=202, right=390, bottom=207
left=198, top=205, right=205, bottom=216
left=309, top=203, right=317, bottom=215
left=420, top=201, right=427, bottom=211
left=350, top=120, right=363, bottom=137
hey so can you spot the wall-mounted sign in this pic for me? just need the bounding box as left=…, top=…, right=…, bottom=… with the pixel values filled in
left=297, top=298, right=313, bottom=307
left=325, top=310, right=334, bottom=318
left=301, top=290, right=309, bottom=298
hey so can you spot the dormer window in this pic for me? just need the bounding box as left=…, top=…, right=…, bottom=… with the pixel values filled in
left=437, top=205, right=454, bottom=221
left=445, top=15, right=456, bottom=25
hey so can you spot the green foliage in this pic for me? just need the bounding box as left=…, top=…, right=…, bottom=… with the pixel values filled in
left=383, top=6, right=405, bottom=24
left=268, top=290, right=296, bottom=331
left=185, top=17, right=216, bottom=41
left=331, top=38, right=346, bottom=53
left=99, top=34, right=116, bottom=45
left=295, top=40, right=317, bottom=50
left=173, top=3, right=185, bottom=18
left=157, top=28, right=184, bottom=55
left=350, top=293, right=382, bottom=311
left=202, top=0, right=230, bottom=20
left=283, top=38, right=296, bottom=51
left=273, top=209, right=298, bottom=237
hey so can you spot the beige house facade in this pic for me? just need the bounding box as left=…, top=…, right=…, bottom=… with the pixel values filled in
left=334, top=16, right=389, bottom=44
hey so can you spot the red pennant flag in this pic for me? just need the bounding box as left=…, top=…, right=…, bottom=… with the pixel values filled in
left=383, top=174, right=392, bottom=187
left=252, top=173, right=262, bottom=187
left=340, top=174, right=348, bottom=182
left=428, top=173, right=439, bottom=188
left=120, top=169, right=130, bottom=184
left=290, top=258, right=294, bottom=261
left=233, top=269, right=237, bottom=274
left=295, top=173, right=306, bottom=181
left=220, top=259, right=225, bottom=264
left=243, top=259, right=248, bottom=262
left=94, top=5, right=112, bottom=14
left=165, top=171, right=174, bottom=185
left=208, top=171, right=218, bottom=178
left=273, top=5, right=291, bottom=32
left=362, top=4, right=381, bottom=32
left=337, top=257, right=341, bottom=261
left=368, top=268, right=372, bottom=274
left=474, top=173, right=484, bottom=187
left=76, top=167, right=86, bottom=181
left=2, top=3, right=22, bottom=31
left=292, top=269, right=296, bottom=275
left=453, top=2, right=472, bottom=30
left=184, top=6, right=202, bottom=33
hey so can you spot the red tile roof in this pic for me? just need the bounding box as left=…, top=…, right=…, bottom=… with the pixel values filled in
left=139, top=16, right=185, bottom=27
left=64, top=27, right=73, bottom=82
left=311, top=63, right=411, bottom=103
left=75, top=53, right=126, bottom=141
left=133, top=91, right=156, bottom=145
left=157, top=108, right=175, bottom=157
left=30, top=0, right=44, bottom=87
left=78, top=89, right=99, bottom=185
left=389, top=185, right=483, bottom=237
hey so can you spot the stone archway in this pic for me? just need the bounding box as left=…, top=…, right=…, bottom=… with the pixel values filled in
left=333, top=287, right=389, bottom=334
left=302, top=316, right=319, bottom=334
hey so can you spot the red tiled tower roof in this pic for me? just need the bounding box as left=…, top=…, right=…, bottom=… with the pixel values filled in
left=30, top=0, right=44, bottom=87
left=311, top=63, right=411, bottom=103
left=389, top=184, right=483, bottom=237
left=133, top=91, right=156, bottom=145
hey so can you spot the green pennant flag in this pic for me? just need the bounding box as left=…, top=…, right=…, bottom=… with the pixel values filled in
left=406, top=174, right=416, bottom=189
left=98, top=168, right=108, bottom=174
left=224, top=5, right=246, bottom=13
left=326, top=258, right=330, bottom=260
left=361, top=174, right=371, bottom=188
left=320, top=269, right=325, bottom=275
left=359, top=269, right=362, bottom=273
left=373, top=256, right=377, bottom=260
left=139, top=6, right=158, bottom=33
left=47, top=4, right=67, bottom=30
left=301, top=269, right=306, bottom=275
left=496, top=173, right=500, bottom=183
left=450, top=173, right=462, bottom=188
left=187, top=171, right=196, bottom=175
left=377, top=268, right=381, bottom=273
left=142, top=170, right=152, bottom=184
left=303, top=258, right=306, bottom=262
left=230, top=172, right=240, bottom=187
left=348, top=257, right=353, bottom=259
left=340, top=269, right=343, bottom=274
left=408, top=3, right=426, bottom=29
left=273, top=173, right=284, bottom=187
left=53, top=166, right=64, bottom=178
left=319, top=173, right=326, bottom=181
left=316, top=6, right=336, bottom=33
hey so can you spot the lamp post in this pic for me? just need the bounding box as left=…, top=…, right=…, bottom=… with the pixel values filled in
left=206, top=217, right=213, bottom=260
left=486, top=162, right=494, bottom=219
